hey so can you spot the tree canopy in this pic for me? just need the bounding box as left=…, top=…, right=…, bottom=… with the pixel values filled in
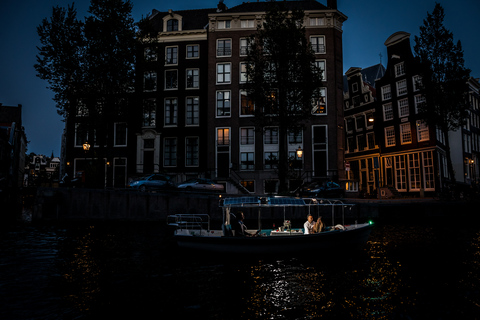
left=35, top=0, right=137, bottom=119
left=413, top=3, right=471, bottom=182
left=245, top=3, right=323, bottom=192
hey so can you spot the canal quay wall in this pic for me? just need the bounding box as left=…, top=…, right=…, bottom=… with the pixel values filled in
left=30, top=187, right=476, bottom=224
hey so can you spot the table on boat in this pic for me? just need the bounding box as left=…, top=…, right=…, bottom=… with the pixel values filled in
left=270, top=229, right=304, bottom=236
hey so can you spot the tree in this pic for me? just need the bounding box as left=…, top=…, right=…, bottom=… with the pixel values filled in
left=35, top=4, right=85, bottom=118
left=414, top=3, right=471, bottom=183
left=35, top=0, right=137, bottom=187
left=245, top=3, right=323, bottom=193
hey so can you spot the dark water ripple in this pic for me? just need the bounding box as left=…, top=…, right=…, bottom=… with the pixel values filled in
left=1, top=219, right=479, bottom=319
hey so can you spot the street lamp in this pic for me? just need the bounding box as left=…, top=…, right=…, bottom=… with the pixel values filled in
left=296, top=146, right=303, bottom=159
left=82, top=141, right=90, bottom=186
left=82, top=142, right=90, bottom=152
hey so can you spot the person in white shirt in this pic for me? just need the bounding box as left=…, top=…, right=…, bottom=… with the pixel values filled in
left=304, top=214, right=315, bottom=234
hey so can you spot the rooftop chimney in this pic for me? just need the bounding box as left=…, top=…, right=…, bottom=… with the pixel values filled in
left=327, top=0, right=337, bottom=9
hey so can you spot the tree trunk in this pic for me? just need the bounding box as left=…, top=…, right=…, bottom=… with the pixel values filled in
left=443, top=127, right=456, bottom=183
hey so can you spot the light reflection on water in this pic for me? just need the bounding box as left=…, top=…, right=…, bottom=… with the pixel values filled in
left=1, top=220, right=480, bottom=319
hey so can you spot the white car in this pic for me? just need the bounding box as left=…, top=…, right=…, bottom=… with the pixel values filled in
left=177, top=178, right=224, bottom=192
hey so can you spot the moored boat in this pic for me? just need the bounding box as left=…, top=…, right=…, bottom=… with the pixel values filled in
left=167, top=196, right=373, bottom=255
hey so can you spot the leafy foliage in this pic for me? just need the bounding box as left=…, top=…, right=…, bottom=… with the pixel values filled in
left=245, top=3, right=323, bottom=192
left=413, top=3, right=471, bottom=182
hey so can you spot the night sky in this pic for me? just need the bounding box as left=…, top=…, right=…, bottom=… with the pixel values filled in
left=1, top=0, right=479, bottom=157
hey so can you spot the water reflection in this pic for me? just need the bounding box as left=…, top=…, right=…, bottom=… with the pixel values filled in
left=1, top=220, right=480, bottom=319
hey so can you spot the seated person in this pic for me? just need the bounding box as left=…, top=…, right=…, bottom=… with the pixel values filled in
left=304, top=214, right=316, bottom=234
left=235, top=211, right=258, bottom=237
left=313, top=216, right=324, bottom=233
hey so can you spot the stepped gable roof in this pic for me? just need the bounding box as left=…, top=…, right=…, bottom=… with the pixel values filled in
left=224, top=0, right=329, bottom=13
left=343, top=63, right=386, bottom=93
left=149, top=8, right=217, bottom=32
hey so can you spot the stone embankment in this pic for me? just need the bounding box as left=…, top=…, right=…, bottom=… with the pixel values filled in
left=32, top=187, right=473, bottom=223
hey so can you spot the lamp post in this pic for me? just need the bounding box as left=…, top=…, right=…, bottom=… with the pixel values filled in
left=82, top=142, right=90, bottom=186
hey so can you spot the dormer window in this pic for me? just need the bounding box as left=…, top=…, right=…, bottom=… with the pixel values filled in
left=167, top=19, right=178, bottom=31
left=163, top=12, right=182, bottom=32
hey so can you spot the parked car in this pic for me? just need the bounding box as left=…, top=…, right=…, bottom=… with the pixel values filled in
left=127, top=174, right=174, bottom=192
left=177, top=178, right=224, bottom=192
left=300, top=181, right=345, bottom=198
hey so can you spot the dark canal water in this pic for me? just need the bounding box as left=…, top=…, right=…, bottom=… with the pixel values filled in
left=1, top=216, right=480, bottom=320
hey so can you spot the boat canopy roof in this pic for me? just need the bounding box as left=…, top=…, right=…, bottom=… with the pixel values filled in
left=220, top=196, right=353, bottom=208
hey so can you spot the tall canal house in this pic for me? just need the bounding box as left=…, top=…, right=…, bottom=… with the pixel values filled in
left=61, top=0, right=348, bottom=193
left=343, top=31, right=480, bottom=197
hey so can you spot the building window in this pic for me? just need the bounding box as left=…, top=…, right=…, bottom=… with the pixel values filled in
left=217, top=20, right=231, bottom=29
left=142, top=98, right=156, bottom=127
left=367, top=132, right=375, bottom=149
left=264, top=152, right=278, bottom=169
left=409, top=153, right=421, bottom=191
left=346, top=136, right=355, bottom=153
left=240, top=180, right=255, bottom=193
left=240, top=38, right=251, bottom=56
left=423, top=151, right=435, bottom=190
left=352, top=83, right=358, bottom=93
left=165, top=70, right=178, bottom=90
left=416, top=120, right=429, bottom=141
left=166, top=46, right=177, bottom=65
left=398, top=98, right=409, bottom=117
left=75, top=124, right=88, bottom=147
left=385, top=126, right=395, bottom=147
left=240, top=90, right=254, bottom=116
left=186, top=69, right=199, bottom=88
left=241, top=128, right=254, bottom=145
left=395, top=155, right=407, bottom=191
left=355, top=115, right=365, bottom=132
left=345, top=118, right=354, bottom=133
left=241, top=19, right=254, bottom=28
left=217, top=39, right=231, bottom=57
left=239, top=62, right=249, bottom=83
left=310, top=36, right=325, bottom=54
left=114, top=123, right=127, bottom=146
left=144, top=71, right=156, bottom=92
left=397, top=79, right=408, bottom=96
left=186, top=97, right=199, bottom=126
left=217, top=63, right=231, bottom=84
left=356, top=135, right=365, bottom=151
left=165, top=98, right=177, bottom=126
left=395, top=62, right=405, bottom=77
left=383, top=103, right=393, bottom=121
left=310, top=17, right=325, bottom=26
left=414, top=95, right=426, bottom=113
left=413, top=75, right=422, bottom=91
left=381, top=85, right=391, bottom=101
left=186, top=44, right=199, bottom=58
left=185, top=137, right=199, bottom=167
left=312, top=87, right=326, bottom=114
left=164, top=138, right=177, bottom=167
left=264, top=127, right=279, bottom=144
left=144, top=47, right=157, bottom=61
left=315, top=60, right=326, bottom=80
left=400, top=123, right=412, bottom=144
left=240, top=152, right=254, bottom=170
left=167, top=19, right=178, bottom=31
left=288, top=130, right=302, bottom=144
left=216, top=91, right=231, bottom=117
left=217, top=128, right=230, bottom=146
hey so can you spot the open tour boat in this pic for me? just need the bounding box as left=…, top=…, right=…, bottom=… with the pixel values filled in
left=167, top=196, right=373, bottom=255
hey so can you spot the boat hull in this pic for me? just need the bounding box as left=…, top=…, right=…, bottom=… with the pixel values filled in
left=173, top=224, right=373, bottom=255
